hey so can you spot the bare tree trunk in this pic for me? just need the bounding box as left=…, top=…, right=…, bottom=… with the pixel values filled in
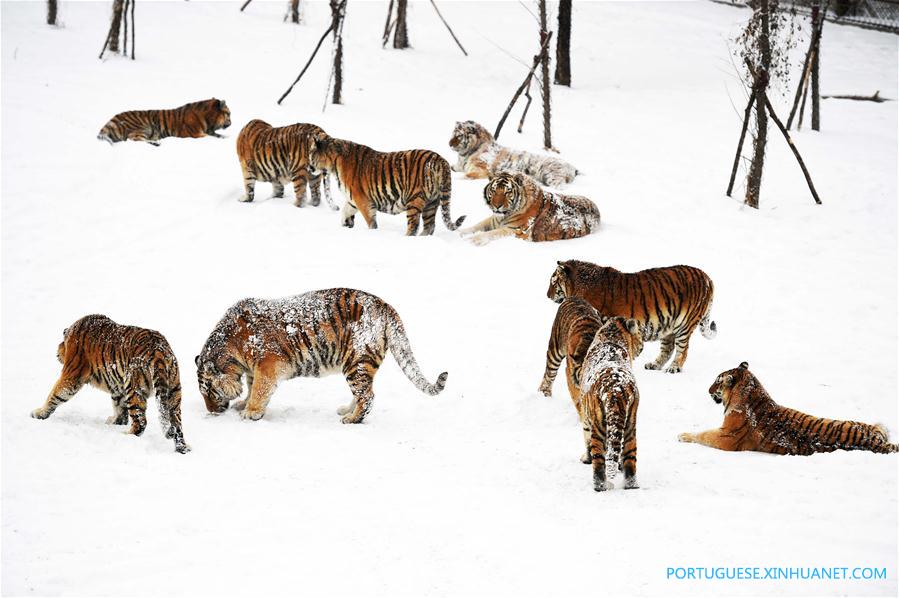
left=539, top=0, right=552, bottom=150
left=290, top=0, right=300, bottom=23
left=47, top=0, right=58, bottom=25
left=744, top=0, right=770, bottom=209
left=122, top=0, right=129, bottom=57
left=108, top=0, right=124, bottom=53
left=554, top=0, right=571, bottom=86
left=130, top=0, right=135, bottom=60
left=393, top=0, right=409, bottom=49
left=332, top=0, right=344, bottom=104
left=811, top=2, right=821, bottom=131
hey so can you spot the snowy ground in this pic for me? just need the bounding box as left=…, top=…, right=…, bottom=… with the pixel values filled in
left=2, top=1, right=897, bottom=596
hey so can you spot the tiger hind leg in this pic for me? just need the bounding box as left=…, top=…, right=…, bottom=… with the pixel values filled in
left=240, top=162, right=256, bottom=202
left=667, top=334, right=692, bottom=373
left=308, top=174, right=323, bottom=207
left=272, top=180, right=285, bottom=198
left=292, top=176, right=309, bottom=207
left=644, top=335, right=675, bottom=371
left=588, top=418, right=613, bottom=492
left=106, top=395, right=129, bottom=425
left=421, top=198, right=440, bottom=236
left=126, top=392, right=149, bottom=436
left=621, top=407, right=638, bottom=489
left=405, top=197, right=426, bottom=236
left=341, top=362, right=380, bottom=424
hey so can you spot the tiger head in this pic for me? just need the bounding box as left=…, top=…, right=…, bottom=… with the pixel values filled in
left=195, top=355, right=243, bottom=414
left=547, top=261, right=574, bottom=303
left=449, top=120, right=492, bottom=156
left=309, top=135, right=340, bottom=175
left=708, top=361, right=752, bottom=408
left=207, top=98, right=231, bottom=131
left=614, top=316, right=644, bottom=361
left=483, top=171, right=540, bottom=216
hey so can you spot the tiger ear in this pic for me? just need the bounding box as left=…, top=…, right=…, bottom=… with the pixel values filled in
left=195, top=355, right=201, bottom=367
left=556, top=261, right=571, bottom=274
left=724, top=374, right=734, bottom=387
left=739, top=361, right=749, bottom=370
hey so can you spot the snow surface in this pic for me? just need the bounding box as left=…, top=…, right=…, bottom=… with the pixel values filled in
left=2, top=1, right=897, bottom=596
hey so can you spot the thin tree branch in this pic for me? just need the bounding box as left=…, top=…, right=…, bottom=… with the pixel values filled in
left=277, top=22, right=336, bottom=104
left=764, top=96, right=822, bottom=205
left=494, top=30, right=552, bottom=140
left=240, top=0, right=253, bottom=12
left=726, top=89, right=757, bottom=197
left=430, top=0, right=467, bottom=56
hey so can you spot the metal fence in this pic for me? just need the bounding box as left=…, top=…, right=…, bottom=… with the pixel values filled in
left=789, top=0, right=899, bottom=33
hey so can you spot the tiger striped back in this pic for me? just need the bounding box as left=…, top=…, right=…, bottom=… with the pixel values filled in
left=97, top=98, right=230, bottom=145
left=700, top=362, right=899, bottom=455
left=547, top=260, right=716, bottom=373
left=31, top=314, right=189, bottom=453
left=235, top=119, right=335, bottom=209
left=310, top=136, right=465, bottom=236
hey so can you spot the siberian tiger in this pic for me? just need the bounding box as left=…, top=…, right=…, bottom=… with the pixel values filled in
left=547, top=260, right=716, bottom=373
left=459, top=172, right=600, bottom=245
left=309, top=136, right=465, bottom=236
left=97, top=98, right=231, bottom=146
left=196, top=288, right=448, bottom=423
left=579, top=317, right=644, bottom=491
left=236, top=119, right=336, bottom=209
left=30, top=315, right=189, bottom=453
left=538, top=297, right=608, bottom=418
left=679, top=362, right=899, bottom=455
left=448, top=120, right=578, bottom=187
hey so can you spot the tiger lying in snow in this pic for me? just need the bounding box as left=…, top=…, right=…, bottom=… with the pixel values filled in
left=449, top=120, right=578, bottom=187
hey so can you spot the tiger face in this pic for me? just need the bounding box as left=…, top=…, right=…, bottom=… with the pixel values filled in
left=449, top=121, right=491, bottom=155
left=547, top=262, right=571, bottom=303
left=195, top=357, right=243, bottom=413
left=212, top=99, right=231, bottom=130
left=309, top=136, right=338, bottom=174
left=709, top=361, right=750, bottom=405
left=483, top=172, right=525, bottom=215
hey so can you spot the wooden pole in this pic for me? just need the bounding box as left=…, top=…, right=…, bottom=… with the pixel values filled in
left=765, top=96, right=822, bottom=204
left=538, top=0, right=552, bottom=150
left=811, top=3, right=822, bottom=131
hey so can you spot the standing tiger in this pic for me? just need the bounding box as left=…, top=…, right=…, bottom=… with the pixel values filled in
left=547, top=260, right=716, bottom=373
left=97, top=98, right=231, bottom=146
left=236, top=119, right=336, bottom=209
left=538, top=297, right=608, bottom=418
left=579, top=317, right=644, bottom=491
left=459, top=172, right=600, bottom=245
left=30, top=315, right=189, bottom=454
left=196, top=289, right=448, bottom=423
left=309, top=136, right=465, bottom=236
left=448, top=120, right=578, bottom=187
left=679, top=362, right=899, bottom=455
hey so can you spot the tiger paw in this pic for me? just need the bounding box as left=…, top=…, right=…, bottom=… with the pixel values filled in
left=678, top=433, right=693, bottom=443
left=30, top=408, right=49, bottom=420
left=106, top=415, right=128, bottom=425
left=580, top=452, right=592, bottom=464
left=239, top=195, right=254, bottom=203
left=644, top=362, right=661, bottom=371
left=624, top=477, right=640, bottom=490
left=336, top=404, right=353, bottom=416
left=231, top=399, right=247, bottom=411
left=665, top=365, right=682, bottom=374
left=340, top=413, right=363, bottom=424
left=469, top=235, right=491, bottom=247
left=538, top=384, right=552, bottom=397
left=593, top=480, right=614, bottom=492
left=241, top=407, right=264, bottom=421
left=175, top=442, right=192, bottom=454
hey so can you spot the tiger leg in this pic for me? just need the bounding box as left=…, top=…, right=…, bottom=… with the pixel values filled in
left=161, top=386, right=189, bottom=454
left=621, top=402, right=639, bottom=489
left=357, top=200, right=379, bottom=230
left=469, top=226, right=515, bottom=246
left=241, top=364, right=278, bottom=421
left=538, top=333, right=564, bottom=397
left=644, top=335, right=674, bottom=371
left=404, top=198, right=425, bottom=236
left=292, top=176, right=309, bottom=207
left=421, top=199, right=440, bottom=236
left=272, top=180, right=285, bottom=198
left=459, top=215, right=499, bottom=237
left=240, top=162, right=256, bottom=202
left=31, top=374, right=85, bottom=419
left=232, top=374, right=253, bottom=412
left=340, top=361, right=381, bottom=424
left=126, top=391, right=149, bottom=437
left=308, top=173, right=322, bottom=207
left=678, top=428, right=740, bottom=451
left=667, top=334, right=692, bottom=373
left=341, top=200, right=358, bottom=228
left=106, top=395, right=129, bottom=425
left=588, top=409, right=613, bottom=491
left=127, top=129, right=160, bottom=147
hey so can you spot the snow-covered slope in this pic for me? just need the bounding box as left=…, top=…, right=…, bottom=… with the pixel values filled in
left=2, top=1, right=896, bottom=596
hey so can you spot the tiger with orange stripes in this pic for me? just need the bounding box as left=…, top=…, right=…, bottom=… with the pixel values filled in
left=460, top=172, right=600, bottom=245
left=97, top=98, right=231, bottom=146
left=679, top=362, right=899, bottom=455
left=309, top=136, right=465, bottom=236
left=547, top=260, right=716, bottom=373
left=196, top=288, right=448, bottom=423
left=30, top=314, right=189, bottom=453
left=579, top=317, right=644, bottom=491
left=538, top=297, right=608, bottom=415
left=236, top=119, right=336, bottom=209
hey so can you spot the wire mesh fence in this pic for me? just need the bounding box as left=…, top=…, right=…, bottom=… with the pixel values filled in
left=714, top=0, right=899, bottom=33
